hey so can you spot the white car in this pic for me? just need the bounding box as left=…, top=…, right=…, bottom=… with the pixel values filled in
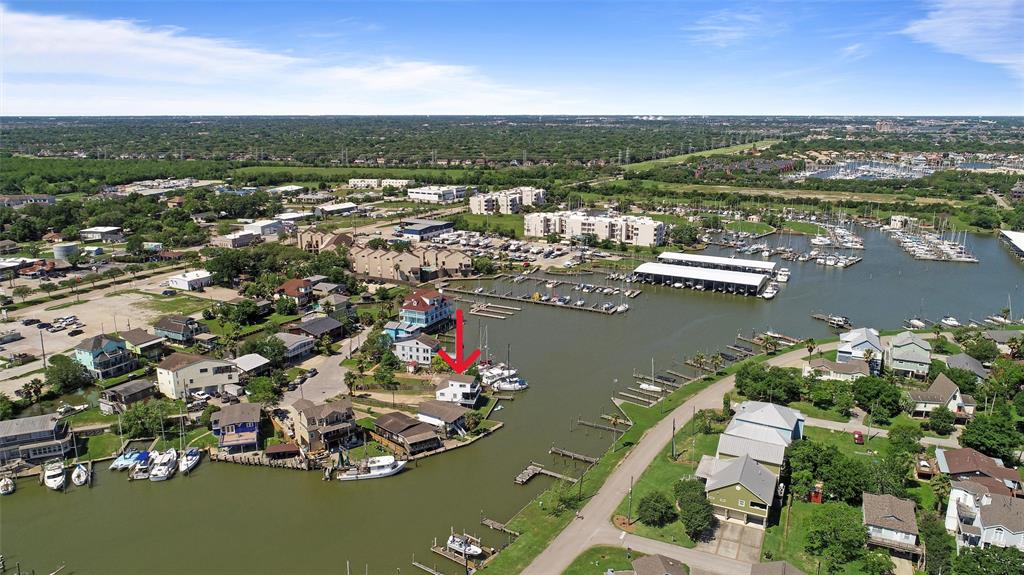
left=191, top=391, right=211, bottom=401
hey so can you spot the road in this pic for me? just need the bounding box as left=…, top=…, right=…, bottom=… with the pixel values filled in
left=279, top=330, right=368, bottom=406
left=803, top=415, right=961, bottom=448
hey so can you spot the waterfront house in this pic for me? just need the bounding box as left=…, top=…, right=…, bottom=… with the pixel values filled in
left=714, top=420, right=790, bottom=476
left=935, top=447, right=1023, bottom=497
left=277, top=278, right=314, bottom=307
left=981, top=330, right=1017, bottom=355
left=886, top=331, right=932, bottom=379
left=837, top=327, right=882, bottom=373
left=99, top=379, right=157, bottom=414
left=703, top=454, right=776, bottom=527
left=232, top=353, right=271, bottom=378
left=944, top=353, right=989, bottom=382
left=435, top=374, right=481, bottom=408
left=862, top=493, right=922, bottom=560
left=153, top=315, right=207, bottom=344
left=945, top=480, right=1024, bottom=551
left=393, top=333, right=442, bottom=369
left=908, top=373, right=976, bottom=419
left=416, top=400, right=469, bottom=438
left=73, top=334, right=138, bottom=380
left=273, top=332, right=316, bottom=363
left=0, top=413, right=75, bottom=464
left=211, top=403, right=262, bottom=453
left=119, top=328, right=165, bottom=360
left=156, top=352, right=237, bottom=400
left=290, top=398, right=357, bottom=452
left=803, top=357, right=870, bottom=382
left=286, top=315, right=344, bottom=341
left=372, top=411, right=442, bottom=455
left=388, top=289, right=453, bottom=338
left=732, top=401, right=804, bottom=441
left=749, top=562, right=806, bottom=575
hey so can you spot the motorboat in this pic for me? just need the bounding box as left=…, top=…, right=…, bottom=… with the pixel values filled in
left=109, top=449, right=140, bottom=471
left=491, top=376, right=528, bottom=391
left=71, top=464, right=89, bottom=486
left=761, top=286, right=777, bottom=300
left=573, top=299, right=585, bottom=307
left=0, top=476, right=15, bottom=495
left=179, top=448, right=201, bottom=475
left=639, top=383, right=663, bottom=393
left=43, top=460, right=65, bottom=491
left=672, top=282, right=683, bottom=289
left=908, top=318, right=927, bottom=329
left=150, top=448, right=178, bottom=481
left=940, top=316, right=961, bottom=328
left=776, top=268, right=790, bottom=283
left=129, top=452, right=153, bottom=481
left=337, top=456, right=407, bottom=481
left=447, top=534, right=483, bottom=557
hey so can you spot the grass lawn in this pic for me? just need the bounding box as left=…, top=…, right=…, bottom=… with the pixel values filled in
left=788, top=401, right=849, bottom=423
left=96, top=366, right=152, bottom=389
left=783, top=221, right=827, bottom=235
left=137, top=291, right=214, bottom=315
left=202, top=312, right=301, bottom=337
left=44, top=299, right=91, bottom=311
left=802, top=349, right=838, bottom=362
left=562, top=546, right=648, bottom=575
left=725, top=220, right=775, bottom=235
left=931, top=336, right=961, bottom=355
left=74, top=432, right=123, bottom=461
left=67, top=407, right=118, bottom=426
left=448, top=213, right=525, bottom=236
left=153, top=427, right=217, bottom=451
left=803, top=425, right=889, bottom=458
left=624, top=140, right=780, bottom=170
left=762, top=501, right=870, bottom=575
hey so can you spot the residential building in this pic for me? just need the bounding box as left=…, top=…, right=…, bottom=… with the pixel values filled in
left=231, top=353, right=271, bottom=378
left=99, top=379, right=157, bottom=414
left=167, top=269, right=213, bottom=291
left=935, top=447, right=1023, bottom=496
left=290, top=398, right=357, bottom=452
left=73, top=334, right=138, bottom=380
left=945, top=353, right=990, bottom=382
left=273, top=332, right=315, bottom=362
left=945, top=480, right=1024, bottom=551
left=156, top=352, right=238, bottom=399
left=0, top=240, right=18, bottom=255
left=393, top=218, right=455, bottom=242
left=703, top=454, right=776, bottom=527
left=434, top=374, right=481, bottom=407
left=277, top=278, right=314, bottom=307
left=523, top=210, right=665, bottom=246
left=0, top=413, right=74, bottom=464
left=118, top=328, right=165, bottom=360
left=287, top=315, right=344, bottom=341
left=733, top=401, right=805, bottom=442
left=909, top=373, right=976, bottom=419
left=468, top=187, right=545, bottom=215
left=1008, top=180, right=1024, bottom=202
left=415, top=400, right=469, bottom=438
left=348, top=244, right=470, bottom=281
left=318, top=293, right=356, bottom=321
left=625, top=554, right=689, bottom=575
left=389, top=289, right=453, bottom=338
left=313, top=282, right=343, bottom=296
left=0, top=194, right=56, bottom=209
left=714, top=421, right=790, bottom=476
left=406, top=185, right=474, bottom=203
left=212, top=230, right=259, bottom=248
left=803, top=357, right=870, bottom=382
left=862, top=493, right=922, bottom=559
left=372, top=411, right=442, bottom=455
left=393, top=333, right=441, bottom=368
left=837, top=327, right=883, bottom=372
left=80, top=226, right=124, bottom=243
left=981, top=330, right=1018, bottom=355
left=887, top=331, right=932, bottom=379
left=153, top=315, right=207, bottom=344
left=211, top=403, right=262, bottom=453
left=243, top=219, right=283, bottom=236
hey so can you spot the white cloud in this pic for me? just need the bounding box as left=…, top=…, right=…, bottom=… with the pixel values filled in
left=839, top=42, right=868, bottom=61
left=903, top=0, right=1024, bottom=80
left=0, top=4, right=575, bottom=115
left=684, top=10, right=769, bottom=48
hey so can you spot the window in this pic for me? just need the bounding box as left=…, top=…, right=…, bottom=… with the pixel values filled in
left=738, top=500, right=745, bottom=507
left=200, top=368, right=208, bottom=373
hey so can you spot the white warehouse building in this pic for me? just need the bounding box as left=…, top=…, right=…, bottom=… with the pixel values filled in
left=524, top=211, right=665, bottom=247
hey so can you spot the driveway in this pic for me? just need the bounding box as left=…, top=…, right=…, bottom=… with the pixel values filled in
left=279, top=330, right=368, bottom=407
left=803, top=416, right=961, bottom=448
left=693, top=521, right=764, bottom=563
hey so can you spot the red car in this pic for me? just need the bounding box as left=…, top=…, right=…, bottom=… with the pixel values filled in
left=853, top=430, right=864, bottom=445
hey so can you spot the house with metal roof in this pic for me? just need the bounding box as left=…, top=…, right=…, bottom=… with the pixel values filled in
left=273, top=332, right=315, bottom=362
left=0, top=413, right=75, bottom=464
left=703, top=454, right=776, bottom=527
left=837, top=327, right=883, bottom=373
left=862, top=492, right=921, bottom=559
left=73, top=334, right=138, bottom=380
left=211, top=403, right=262, bottom=452
left=886, top=331, right=932, bottom=379
left=733, top=401, right=805, bottom=441
left=231, top=353, right=271, bottom=377
left=632, top=262, right=768, bottom=296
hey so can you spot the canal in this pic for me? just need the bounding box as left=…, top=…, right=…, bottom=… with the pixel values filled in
left=2, top=228, right=1021, bottom=574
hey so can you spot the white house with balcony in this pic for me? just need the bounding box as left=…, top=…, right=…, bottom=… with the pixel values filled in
left=435, top=374, right=481, bottom=407
left=945, top=480, right=1024, bottom=552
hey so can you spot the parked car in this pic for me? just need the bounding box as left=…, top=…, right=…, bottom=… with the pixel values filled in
left=67, top=329, right=83, bottom=337
left=161, top=289, right=176, bottom=296
left=47, top=325, right=65, bottom=333
left=21, top=318, right=39, bottom=326
left=306, top=368, right=318, bottom=378
left=186, top=400, right=207, bottom=412
left=36, top=322, right=51, bottom=329
left=853, top=430, right=864, bottom=445
left=191, top=391, right=211, bottom=401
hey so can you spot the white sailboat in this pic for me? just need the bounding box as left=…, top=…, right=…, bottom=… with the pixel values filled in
left=70, top=464, right=89, bottom=487
left=179, top=448, right=201, bottom=475
left=0, top=476, right=15, bottom=495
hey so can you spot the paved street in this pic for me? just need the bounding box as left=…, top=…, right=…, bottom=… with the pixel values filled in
left=279, top=330, right=368, bottom=406
left=803, top=415, right=961, bottom=448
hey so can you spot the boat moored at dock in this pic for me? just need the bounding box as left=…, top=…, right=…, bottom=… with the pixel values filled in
left=42, top=460, right=65, bottom=491
left=337, top=456, right=407, bottom=481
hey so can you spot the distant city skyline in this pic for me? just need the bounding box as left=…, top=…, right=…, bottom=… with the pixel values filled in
left=2, top=0, right=1022, bottom=116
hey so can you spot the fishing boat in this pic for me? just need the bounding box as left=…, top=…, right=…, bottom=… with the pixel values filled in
left=109, top=449, right=139, bottom=471
left=940, top=316, right=961, bottom=328
left=446, top=534, right=483, bottom=557
left=149, top=448, right=178, bottom=482
left=42, top=459, right=65, bottom=491
left=179, top=448, right=201, bottom=475
left=71, top=464, right=89, bottom=487
left=129, top=452, right=152, bottom=481
left=337, top=456, right=407, bottom=481
left=0, top=476, right=15, bottom=495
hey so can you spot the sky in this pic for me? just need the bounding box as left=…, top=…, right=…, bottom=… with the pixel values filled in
left=1, top=0, right=1022, bottom=116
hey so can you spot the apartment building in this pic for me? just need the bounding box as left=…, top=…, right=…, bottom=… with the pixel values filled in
left=468, top=186, right=546, bottom=214
left=406, top=185, right=475, bottom=203
left=523, top=211, right=665, bottom=246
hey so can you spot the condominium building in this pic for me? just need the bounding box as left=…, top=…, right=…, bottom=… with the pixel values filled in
left=468, top=186, right=546, bottom=215
left=406, top=185, right=475, bottom=204
left=523, top=211, right=665, bottom=246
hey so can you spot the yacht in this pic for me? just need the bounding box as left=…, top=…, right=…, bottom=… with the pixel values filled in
left=150, top=448, right=178, bottom=482
left=71, top=464, right=89, bottom=487
left=776, top=268, right=790, bottom=283
left=672, top=282, right=683, bottom=289
left=43, top=460, right=65, bottom=491
left=0, top=476, right=14, bottom=496
left=179, top=448, right=202, bottom=475
left=337, top=456, right=407, bottom=481
left=447, top=535, right=483, bottom=557
left=761, top=285, right=778, bottom=300
left=109, top=450, right=140, bottom=471
left=129, top=452, right=153, bottom=481
left=940, top=316, right=961, bottom=328
left=810, top=236, right=832, bottom=246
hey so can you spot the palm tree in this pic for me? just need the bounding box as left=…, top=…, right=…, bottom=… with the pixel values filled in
left=863, top=348, right=876, bottom=372
left=761, top=334, right=779, bottom=355
left=804, top=338, right=816, bottom=358
left=930, top=473, right=951, bottom=511
left=22, top=378, right=43, bottom=402
left=692, top=352, right=707, bottom=370
left=709, top=354, right=725, bottom=374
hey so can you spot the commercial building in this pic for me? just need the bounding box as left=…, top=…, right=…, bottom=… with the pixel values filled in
left=393, top=218, right=455, bottom=242
left=167, top=270, right=213, bottom=291
left=1000, top=229, right=1024, bottom=260
left=243, top=219, right=283, bottom=237
left=524, top=211, right=665, bottom=246
left=313, top=202, right=358, bottom=218
left=212, top=231, right=259, bottom=248
left=632, top=262, right=768, bottom=296
left=656, top=252, right=776, bottom=275
left=296, top=229, right=351, bottom=254
left=348, top=244, right=470, bottom=281
left=348, top=178, right=381, bottom=189
left=80, top=226, right=124, bottom=243
left=0, top=413, right=75, bottom=464
left=406, top=185, right=474, bottom=204
left=468, top=186, right=546, bottom=215
left=156, top=352, right=238, bottom=399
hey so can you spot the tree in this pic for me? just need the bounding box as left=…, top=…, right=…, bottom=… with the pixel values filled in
left=316, top=335, right=333, bottom=356
left=199, top=404, right=220, bottom=427
left=246, top=376, right=279, bottom=405
left=804, top=502, right=867, bottom=573
left=39, top=283, right=57, bottom=297
left=275, top=297, right=297, bottom=316
left=964, top=338, right=999, bottom=363
left=430, top=354, right=453, bottom=373
left=761, top=334, right=779, bottom=354
left=0, top=392, right=14, bottom=420
left=929, top=405, right=955, bottom=436
left=930, top=473, right=951, bottom=511
left=861, top=551, right=894, bottom=575
left=961, top=414, right=1024, bottom=462
left=121, top=399, right=174, bottom=438
left=674, top=479, right=714, bottom=540
left=853, top=376, right=903, bottom=424
left=125, top=235, right=145, bottom=255
left=952, top=545, right=1024, bottom=575
left=887, top=420, right=924, bottom=455
left=636, top=491, right=677, bottom=527
left=45, top=354, right=91, bottom=393
left=919, top=511, right=954, bottom=575
left=239, top=335, right=287, bottom=368
left=669, top=223, right=699, bottom=246
left=464, top=411, right=482, bottom=432
left=12, top=285, right=31, bottom=302
left=344, top=371, right=358, bottom=390
left=735, top=363, right=801, bottom=404
left=21, top=378, right=44, bottom=403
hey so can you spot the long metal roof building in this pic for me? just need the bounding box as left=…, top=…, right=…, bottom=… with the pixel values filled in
left=657, top=251, right=777, bottom=274
left=633, top=262, right=768, bottom=295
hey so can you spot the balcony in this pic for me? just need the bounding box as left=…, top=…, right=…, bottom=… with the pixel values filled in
left=867, top=533, right=922, bottom=555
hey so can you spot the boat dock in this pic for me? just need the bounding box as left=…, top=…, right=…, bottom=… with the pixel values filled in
left=811, top=313, right=853, bottom=329
left=576, top=418, right=626, bottom=434
left=467, top=302, right=518, bottom=319
left=514, top=461, right=578, bottom=485
left=481, top=517, right=520, bottom=538
left=427, top=532, right=496, bottom=573
left=447, top=287, right=620, bottom=315
left=549, top=446, right=599, bottom=464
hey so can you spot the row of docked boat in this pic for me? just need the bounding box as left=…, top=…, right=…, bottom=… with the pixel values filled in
left=37, top=459, right=90, bottom=491
left=109, top=447, right=202, bottom=481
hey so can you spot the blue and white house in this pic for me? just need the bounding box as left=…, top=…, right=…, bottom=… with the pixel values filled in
left=837, top=327, right=883, bottom=373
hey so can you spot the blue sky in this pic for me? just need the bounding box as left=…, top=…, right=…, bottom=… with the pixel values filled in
left=2, top=0, right=1022, bottom=115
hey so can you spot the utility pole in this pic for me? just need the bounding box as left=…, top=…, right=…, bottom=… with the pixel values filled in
left=39, top=331, right=47, bottom=368
left=627, top=475, right=634, bottom=524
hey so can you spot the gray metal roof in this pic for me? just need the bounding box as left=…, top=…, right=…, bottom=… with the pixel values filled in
left=717, top=433, right=786, bottom=466
left=657, top=251, right=777, bottom=272
left=705, top=454, right=777, bottom=503
left=734, top=401, right=804, bottom=433
left=0, top=413, right=61, bottom=437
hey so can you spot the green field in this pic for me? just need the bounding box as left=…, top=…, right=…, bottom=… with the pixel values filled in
left=783, top=221, right=827, bottom=235
left=137, top=291, right=215, bottom=315
left=451, top=212, right=525, bottom=236
left=762, top=501, right=871, bottom=575
left=725, top=220, right=775, bottom=235
left=624, top=140, right=781, bottom=170
left=74, top=433, right=123, bottom=461
left=562, top=546, right=649, bottom=575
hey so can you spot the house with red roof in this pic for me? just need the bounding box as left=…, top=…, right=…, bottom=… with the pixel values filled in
left=277, top=278, right=314, bottom=307
left=385, top=289, right=453, bottom=339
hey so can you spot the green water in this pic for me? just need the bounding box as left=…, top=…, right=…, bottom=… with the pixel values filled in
left=2, top=229, right=1021, bottom=574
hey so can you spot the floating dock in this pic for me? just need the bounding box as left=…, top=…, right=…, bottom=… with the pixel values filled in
left=481, top=517, right=520, bottom=538
left=446, top=287, right=620, bottom=315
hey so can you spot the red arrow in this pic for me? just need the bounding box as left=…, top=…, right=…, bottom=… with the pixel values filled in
left=438, top=308, right=480, bottom=374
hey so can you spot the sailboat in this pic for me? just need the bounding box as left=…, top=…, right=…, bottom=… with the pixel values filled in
left=0, top=476, right=14, bottom=495
left=486, top=344, right=528, bottom=391
left=71, top=464, right=89, bottom=486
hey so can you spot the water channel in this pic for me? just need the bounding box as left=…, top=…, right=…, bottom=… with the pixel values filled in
left=2, top=228, right=1022, bottom=574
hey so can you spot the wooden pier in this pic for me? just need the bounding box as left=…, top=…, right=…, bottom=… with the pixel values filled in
left=515, top=462, right=578, bottom=485
left=576, top=418, right=625, bottom=434
left=617, top=391, right=656, bottom=406
left=549, top=446, right=599, bottom=464
left=446, top=287, right=618, bottom=315
left=481, top=517, right=520, bottom=538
